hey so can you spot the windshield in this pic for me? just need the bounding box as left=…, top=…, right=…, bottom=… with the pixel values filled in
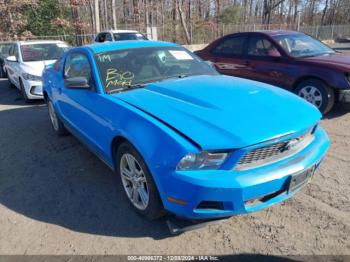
left=113, top=33, right=147, bottom=41
left=20, top=43, right=69, bottom=62
left=273, top=34, right=335, bottom=57
left=95, top=46, right=217, bottom=93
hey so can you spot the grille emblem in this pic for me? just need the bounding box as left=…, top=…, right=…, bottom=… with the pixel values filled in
left=282, top=138, right=300, bottom=151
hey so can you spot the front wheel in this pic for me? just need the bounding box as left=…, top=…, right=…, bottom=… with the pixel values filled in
left=115, top=141, right=165, bottom=220
left=47, top=99, right=68, bottom=136
left=19, top=79, right=30, bottom=103
left=8, top=78, right=15, bottom=88
left=295, top=79, right=335, bottom=114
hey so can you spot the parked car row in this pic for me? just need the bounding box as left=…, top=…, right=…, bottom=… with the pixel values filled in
left=1, top=31, right=349, bottom=115
left=41, top=39, right=329, bottom=221
left=0, top=31, right=339, bottom=222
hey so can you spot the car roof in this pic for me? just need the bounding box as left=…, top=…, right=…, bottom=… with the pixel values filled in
left=109, top=30, right=139, bottom=34
left=256, top=30, right=303, bottom=36
left=86, top=40, right=179, bottom=54
left=16, top=40, right=68, bottom=45
left=228, top=30, right=303, bottom=37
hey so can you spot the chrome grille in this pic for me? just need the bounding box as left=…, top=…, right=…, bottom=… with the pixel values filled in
left=235, top=130, right=314, bottom=171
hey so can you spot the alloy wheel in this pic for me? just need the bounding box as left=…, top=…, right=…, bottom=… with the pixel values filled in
left=48, top=101, right=59, bottom=131
left=120, top=153, right=149, bottom=210
left=298, top=85, right=323, bottom=108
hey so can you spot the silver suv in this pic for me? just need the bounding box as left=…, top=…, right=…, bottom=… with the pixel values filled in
left=93, top=30, right=148, bottom=43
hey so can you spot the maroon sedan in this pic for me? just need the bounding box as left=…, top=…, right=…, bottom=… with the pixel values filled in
left=195, top=31, right=350, bottom=114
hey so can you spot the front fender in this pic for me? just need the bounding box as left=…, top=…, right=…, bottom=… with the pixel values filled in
left=294, top=63, right=349, bottom=90
left=104, top=96, right=199, bottom=199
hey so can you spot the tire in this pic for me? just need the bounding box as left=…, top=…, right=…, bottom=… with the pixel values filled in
left=8, top=77, right=15, bottom=88
left=295, top=79, right=335, bottom=114
left=47, top=99, right=68, bottom=136
left=19, top=78, right=30, bottom=103
left=115, top=141, right=165, bottom=220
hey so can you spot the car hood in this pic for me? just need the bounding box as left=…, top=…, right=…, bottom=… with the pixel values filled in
left=22, top=60, right=56, bottom=76
left=301, top=53, right=350, bottom=71
left=115, top=75, right=321, bottom=150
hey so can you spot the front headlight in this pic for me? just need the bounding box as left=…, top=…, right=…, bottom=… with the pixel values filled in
left=176, top=151, right=228, bottom=170
left=22, top=73, right=42, bottom=82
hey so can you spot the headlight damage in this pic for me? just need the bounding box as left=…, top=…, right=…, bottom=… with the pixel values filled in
left=177, top=151, right=228, bottom=170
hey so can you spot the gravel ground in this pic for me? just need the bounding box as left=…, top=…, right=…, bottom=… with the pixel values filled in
left=0, top=78, right=349, bottom=256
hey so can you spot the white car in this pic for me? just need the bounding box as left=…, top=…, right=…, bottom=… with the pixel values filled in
left=5, top=40, right=69, bottom=102
left=93, top=30, right=147, bottom=43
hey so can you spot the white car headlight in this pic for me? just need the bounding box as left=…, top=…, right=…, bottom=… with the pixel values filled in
left=22, top=73, right=42, bottom=82
left=176, top=151, right=228, bottom=170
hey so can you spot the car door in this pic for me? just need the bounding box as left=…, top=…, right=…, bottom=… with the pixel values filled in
left=57, top=51, right=108, bottom=159
left=204, top=35, right=250, bottom=78
left=245, top=35, right=294, bottom=89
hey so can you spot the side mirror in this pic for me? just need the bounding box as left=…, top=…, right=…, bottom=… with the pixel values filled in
left=64, top=77, right=90, bottom=89
left=6, top=56, right=17, bottom=62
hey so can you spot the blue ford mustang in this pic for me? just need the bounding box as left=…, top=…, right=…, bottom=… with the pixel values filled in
left=43, top=40, right=330, bottom=220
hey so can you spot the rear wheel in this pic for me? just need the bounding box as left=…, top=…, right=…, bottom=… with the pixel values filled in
left=47, top=99, right=68, bottom=136
left=295, top=79, right=335, bottom=114
left=115, top=141, right=165, bottom=220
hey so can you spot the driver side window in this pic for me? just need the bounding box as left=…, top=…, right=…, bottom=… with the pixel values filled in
left=64, top=53, right=94, bottom=87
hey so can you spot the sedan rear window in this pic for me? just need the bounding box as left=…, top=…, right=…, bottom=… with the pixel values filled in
left=212, top=36, right=247, bottom=55
left=113, top=33, right=147, bottom=41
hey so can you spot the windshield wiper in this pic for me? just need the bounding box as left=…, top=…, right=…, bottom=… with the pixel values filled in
left=106, top=83, right=145, bottom=94
left=140, top=74, right=191, bottom=84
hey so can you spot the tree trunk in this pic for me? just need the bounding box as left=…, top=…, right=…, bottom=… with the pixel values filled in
left=112, top=0, right=117, bottom=29
left=177, top=0, right=191, bottom=44
left=172, top=0, right=177, bottom=42
left=94, top=0, right=100, bottom=32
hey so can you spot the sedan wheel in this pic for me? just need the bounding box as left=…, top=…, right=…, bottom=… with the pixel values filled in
left=297, top=86, right=323, bottom=108
left=120, top=153, right=149, bottom=210
left=295, top=79, right=335, bottom=114
left=47, top=99, right=68, bottom=136
left=19, top=79, right=30, bottom=103
left=48, top=100, right=59, bottom=132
